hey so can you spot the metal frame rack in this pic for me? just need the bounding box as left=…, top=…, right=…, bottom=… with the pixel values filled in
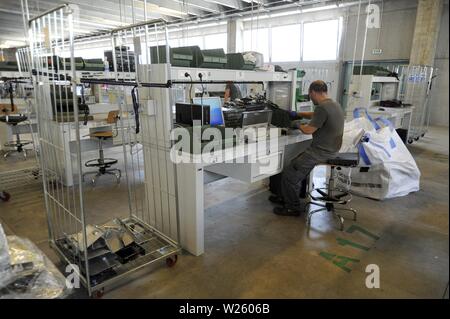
left=26, top=4, right=181, bottom=297
left=344, top=63, right=435, bottom=144
left=396, top=65, right=435, bottom=142
left=0, top=70, right=40, bottom=190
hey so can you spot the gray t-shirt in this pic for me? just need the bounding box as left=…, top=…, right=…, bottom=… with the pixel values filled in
left=308, top=98, right=344, bottom=154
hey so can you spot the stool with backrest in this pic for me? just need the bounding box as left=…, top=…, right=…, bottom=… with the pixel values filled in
left=305, top=152, right=359, bottom=230
left=0, top=114, right=32, bottom=159
left=82, top=111, right=121, bottom=186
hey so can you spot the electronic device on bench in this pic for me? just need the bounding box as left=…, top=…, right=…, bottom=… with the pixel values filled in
left=192, top=97, right=223, bottom=126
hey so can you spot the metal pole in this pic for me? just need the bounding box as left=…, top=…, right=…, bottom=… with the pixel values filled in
left=67, top=8, right=92, bottom=295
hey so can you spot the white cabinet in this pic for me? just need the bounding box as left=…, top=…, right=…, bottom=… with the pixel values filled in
left=204, top=150, right=284, bottom=183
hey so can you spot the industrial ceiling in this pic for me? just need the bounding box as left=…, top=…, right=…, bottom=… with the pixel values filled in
left=0, top=0, right=359, bottom=48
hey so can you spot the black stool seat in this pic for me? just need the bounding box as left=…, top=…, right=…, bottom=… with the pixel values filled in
left=0, top=114, right=28, bottom=125
left=326, top=152, right=359, bottom=167
left=310, top=188, right=350, bottom=204
left=306, top=152, right=359, bottom=231
left=85, top=158, right=118, bottom=168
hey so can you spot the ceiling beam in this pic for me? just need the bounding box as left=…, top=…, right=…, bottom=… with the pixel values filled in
left=172, top=0, right=221, bottom=13
left=206, top=0, right=244, bottom=9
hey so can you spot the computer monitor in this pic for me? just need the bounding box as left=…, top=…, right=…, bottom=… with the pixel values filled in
left=175, top=103, right=210, bottom=126
left=193, top=97, right=223, bottom=126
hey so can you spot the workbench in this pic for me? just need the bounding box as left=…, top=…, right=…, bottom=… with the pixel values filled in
left=175, top=131, right=312, bottom=256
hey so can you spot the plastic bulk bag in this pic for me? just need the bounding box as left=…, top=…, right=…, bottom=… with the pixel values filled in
left=337, top=108, right=420, bottom=200
left=0, top=227, right=70, bottom=299
left=0, top=224, right=10, bottom=272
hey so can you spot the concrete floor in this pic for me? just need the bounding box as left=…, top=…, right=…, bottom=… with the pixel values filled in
left=0, top=126, right=448, bottom=298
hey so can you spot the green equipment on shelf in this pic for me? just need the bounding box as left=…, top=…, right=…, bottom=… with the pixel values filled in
left=62, top=57, right=84, bottom=70
left=199, top=49, right=227, bottom=69
left=352, top=65, right=394, bottom=76
left=150, top=45, right=202, bottom=67
left=225, top=53, right=255, bottom=70
left=83, top=58, right=104, bottom=71
left=0, top=61, right=19, bottom=71
left=295, top=69, right=308, bottom=102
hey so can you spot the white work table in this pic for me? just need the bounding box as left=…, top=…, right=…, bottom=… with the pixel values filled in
left=175, top=131, right=312, bottom=256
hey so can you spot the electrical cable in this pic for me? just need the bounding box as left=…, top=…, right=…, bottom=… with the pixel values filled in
left=199, top=72, right=205, bottom=125
left=359, top=0, right=372, bottom=83
left=79, top=84, right=90, bottom=126
left=350, top=0, right=362, bottom=80
left=185, top=72, right=193, bottom=103
left=131, top=85, right=140, bottom=134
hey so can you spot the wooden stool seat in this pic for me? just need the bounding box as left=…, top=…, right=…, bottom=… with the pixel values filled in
left=90, top=131, right=113, bottom=138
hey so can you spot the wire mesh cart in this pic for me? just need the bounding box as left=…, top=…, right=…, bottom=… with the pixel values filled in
left=389, top=64, right=435, bottom=143
left=26, top=4, right=181, bottom=297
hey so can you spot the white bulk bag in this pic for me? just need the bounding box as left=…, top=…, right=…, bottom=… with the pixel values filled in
left=337, top=108, right=420, bottom=200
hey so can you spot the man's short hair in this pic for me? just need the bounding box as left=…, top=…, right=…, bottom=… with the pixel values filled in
left=309, top=80, right=328, bottom=93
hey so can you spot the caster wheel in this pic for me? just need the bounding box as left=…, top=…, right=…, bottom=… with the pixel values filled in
left=166, top=255, right=178, bottom=268
left=415, top=137, right=420, bottom=141
left=92, top=288, right=104, bottom=299
left=338, top=216, right=344, bottom=231
left=408, top=139, right=413, bottom=144
left=1, top=192, right=11, bottom=202
left=421, top=133, right=425, bottom=137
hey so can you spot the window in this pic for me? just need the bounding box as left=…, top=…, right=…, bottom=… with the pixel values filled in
left=243, top=28, right=269, bottom=62
left=169, top=38, right=181, bottom=48
left=74, top=48, right=105, bottom=59
left=204, top=33, right=227, bottom=52
left=271, top=24, right=301, bottom=62
left=302, top=19, right=339, bottom=61
left=185, top=36, right=204, bottom=49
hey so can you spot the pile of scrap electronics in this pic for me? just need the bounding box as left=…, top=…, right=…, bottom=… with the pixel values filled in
left=0, top=224, right=68, bottom=299
left=55, top=218, right=162, bottom=287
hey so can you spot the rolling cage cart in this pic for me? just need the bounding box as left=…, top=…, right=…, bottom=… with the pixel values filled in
left=0, top=47, right=41, bottom=193
left=387, top=64, right=435, bottom=144
left=27, top=4, right=180, bottom=297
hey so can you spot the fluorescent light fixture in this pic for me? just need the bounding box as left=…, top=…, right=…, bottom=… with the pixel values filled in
left=242, top=3, right=340, bottom=21
left=0, top=40, right=27, bottom=49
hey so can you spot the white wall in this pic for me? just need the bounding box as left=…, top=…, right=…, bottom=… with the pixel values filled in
left=343, top=0, right=418, bottom=61
left=235, top=0, right=420, bottom=104
left=428, top=0, right=449, bottom=127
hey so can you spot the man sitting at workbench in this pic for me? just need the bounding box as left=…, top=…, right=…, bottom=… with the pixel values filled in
left=270, top=80, right=345, bottom=216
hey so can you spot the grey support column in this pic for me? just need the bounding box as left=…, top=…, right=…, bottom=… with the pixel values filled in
left=409, top=0, right=444, bottom=66
left=227, top=18, right=243, bottom=53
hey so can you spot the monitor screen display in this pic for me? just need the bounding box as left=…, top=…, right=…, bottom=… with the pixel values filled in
left=193, top=97, right=223, bottom=126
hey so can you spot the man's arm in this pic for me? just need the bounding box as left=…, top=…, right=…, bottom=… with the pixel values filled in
left=298, top=111, right=314, bottom=119
left=289, top=111, right=314, bottom=120
left=299, top=124, right=318, bottom=135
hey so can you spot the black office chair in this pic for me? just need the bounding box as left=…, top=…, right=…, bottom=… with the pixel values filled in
left=0, top=114, right=32, bottom=159
left=305, top=152, right=359, bottom=231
